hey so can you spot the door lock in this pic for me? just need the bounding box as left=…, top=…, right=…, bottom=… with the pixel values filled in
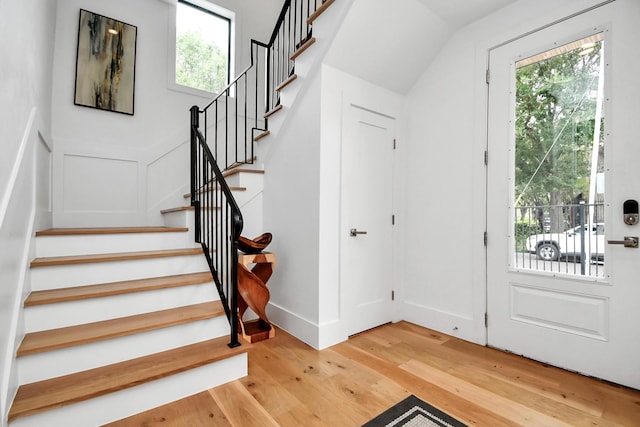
left=623, top=200, right=639, bottom=225
left=607, top=236, right=639, bottom=248
left=350, top=228, right=368, bottom=237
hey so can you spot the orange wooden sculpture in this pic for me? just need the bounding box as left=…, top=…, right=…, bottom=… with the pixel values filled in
left=237, top=234, right=275, bottom=343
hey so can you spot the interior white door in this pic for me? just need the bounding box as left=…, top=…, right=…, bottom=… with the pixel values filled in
left=340, top=104, right=395, bottom=336
left=487, top=0, right=640, bottom=389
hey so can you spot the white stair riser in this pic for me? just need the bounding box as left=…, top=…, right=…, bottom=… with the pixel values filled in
left=190, top=201, right=264, bottom=241
left=24, top=282, right=218, bottom=332
left=31, top=254, right=210, bottom=290
left=238, top=193, right=264, bottom=240
left=162, top=208, right=194, bottom=228
left=277, top=74, right=303, bottom=108
left=17, top=316, right=231, bottom=384
left=197, top=195, right=261, bottom=211
left=36, top=232, right=195, bottom=257
left=224, top=171, right=264, bottom=191
left=263, top=103, right=286, bottom=138
left=162, top=210, right=264, bottom=250
left=190, top=186, right=260, bottom=209
left=12, top=353, right=247, bottom=427
left=165, top=181, right=263, bottom=239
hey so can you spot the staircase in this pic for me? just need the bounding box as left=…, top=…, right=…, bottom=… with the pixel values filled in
left=8, top=227, right=247, bottom=426
left=6, top=0, right=344, bottom=424
left=187, top=0, right=341, bottom=346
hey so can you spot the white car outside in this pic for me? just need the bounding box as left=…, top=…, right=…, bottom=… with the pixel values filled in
left=526, top=223, right=605, bottom=262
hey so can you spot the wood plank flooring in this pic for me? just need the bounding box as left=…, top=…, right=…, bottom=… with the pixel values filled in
left=107, top=322, right=640, bottom=426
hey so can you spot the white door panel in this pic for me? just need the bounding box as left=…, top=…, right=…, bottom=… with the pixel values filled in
left=341, top=104, right=394, bottom=336
left=487, top=0, right=640, bottom=389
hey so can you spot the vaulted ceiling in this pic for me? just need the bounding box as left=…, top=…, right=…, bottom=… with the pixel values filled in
left=324, top=0, right=518, bottom=94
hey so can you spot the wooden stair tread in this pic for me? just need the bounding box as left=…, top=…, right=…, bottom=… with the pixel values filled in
left=307, top=0, right=335, bottom=24
left=225, top=157, right=257, bottom=171
left=35, top=227, right=188, bottom=236
left=25, top=272, right=214, bottom=307
left=276, top=74, right=297, bottom=92
left=9, top=335, right=245, bottom=421
left=290, top=37, right=316, bottom=61
left=253, top=130, right=270, bottom=142
left=264, top=104, right=283, bottom=119
left=160, top=205, right=221, bottom=213
left=17, top=301, right=225, bottom=357
left=222, top=168, right=264, bottom=179
left=30, top=248, right=203, bottom=268
left=199, top=168, right=264, bottom=186
left=161, top=206, right=195, bottom=214
left=183, top=186, right=247, bottom=199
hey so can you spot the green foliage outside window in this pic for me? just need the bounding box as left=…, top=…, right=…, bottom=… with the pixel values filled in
left=176, top=30, right=228, bottom=94
left=515, top=41, right=603, bottom=209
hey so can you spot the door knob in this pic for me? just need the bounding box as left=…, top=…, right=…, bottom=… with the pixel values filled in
left=607, top=236, right=639, bottom=248
left=350, top=228, right=368, bottom=237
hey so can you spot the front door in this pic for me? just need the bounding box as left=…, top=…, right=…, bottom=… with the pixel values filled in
left=487, top=0, right=640, bottom=389
left=340, top=103, right=395, bottom=336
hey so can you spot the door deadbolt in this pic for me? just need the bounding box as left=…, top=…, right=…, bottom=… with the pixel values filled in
left=623, top=200, right=639, bottom=225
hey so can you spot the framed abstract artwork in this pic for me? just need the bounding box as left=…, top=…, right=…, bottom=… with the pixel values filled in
left=74, top=9, right=137, bottom=115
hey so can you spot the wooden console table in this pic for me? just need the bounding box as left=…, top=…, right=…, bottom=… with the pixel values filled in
left=237, top=252, right=275, bottom=343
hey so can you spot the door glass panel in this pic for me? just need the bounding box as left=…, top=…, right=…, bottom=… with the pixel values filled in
left=512, top=34, right=605, bottom=277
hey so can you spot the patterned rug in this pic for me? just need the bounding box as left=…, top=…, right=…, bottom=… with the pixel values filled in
left=363, top=395, right=468, bottom=427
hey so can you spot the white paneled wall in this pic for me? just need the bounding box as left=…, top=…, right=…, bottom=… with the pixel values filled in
left=146, top=141, right=190, bottom=222
left=63, top=155, right=139, bottom=213
left=35, top=135, right=53, bottom=232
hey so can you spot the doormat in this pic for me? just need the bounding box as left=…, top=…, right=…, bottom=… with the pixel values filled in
left=363, top=395, right=468, bottom=427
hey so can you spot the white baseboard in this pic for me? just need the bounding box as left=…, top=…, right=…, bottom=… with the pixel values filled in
left=317, top=318, right=347, bottom=350
left=267, top=302, right=348, bottom=350
left=267, top=302, right=320, bottom=349
left=401, top=300, right=483, bottom=345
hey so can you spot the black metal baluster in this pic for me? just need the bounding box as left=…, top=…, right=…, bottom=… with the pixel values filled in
left=243, top=74, right=248, bottom=163
left=233, top=82, right=238, bottom=165
left=189, top=0, right=327, bottom=347
left=214, top=102, right=218, bottom=167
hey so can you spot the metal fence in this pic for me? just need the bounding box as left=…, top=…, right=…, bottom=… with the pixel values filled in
left=513, top=202, right=605, bottom=277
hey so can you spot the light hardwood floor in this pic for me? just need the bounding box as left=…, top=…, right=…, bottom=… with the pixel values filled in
left=107, top=322, right=640, bottom=426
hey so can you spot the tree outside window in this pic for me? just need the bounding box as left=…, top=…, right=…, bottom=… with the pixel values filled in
left=514, top=35, right=605, bottom=231
left=176, top=1, right=230, bottom=94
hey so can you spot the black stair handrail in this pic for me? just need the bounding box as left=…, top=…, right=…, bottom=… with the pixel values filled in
left=198, top=40, right=268, bottom=172
left=189, top=0, right=329, bottom=346
left=190, top=106, right=243, bottom=348
left=265, top=0, right=326, bottom=113
left=195, top=0, right=328, bottom=172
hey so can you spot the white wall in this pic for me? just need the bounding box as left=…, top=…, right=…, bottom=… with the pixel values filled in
left=262, top=71, right=323, bottom=347
left=0, top=0, right=281, bottom=419
left=0, top=0, right=57, bottom=422
left=402, top=0, right=613, bottom=344
left=50, top=0, right=281, bottom=227
left=260, top=0, right=362, bottom=349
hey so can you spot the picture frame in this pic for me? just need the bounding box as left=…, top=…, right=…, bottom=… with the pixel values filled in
left=74, top=9, right=137, bottom=115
